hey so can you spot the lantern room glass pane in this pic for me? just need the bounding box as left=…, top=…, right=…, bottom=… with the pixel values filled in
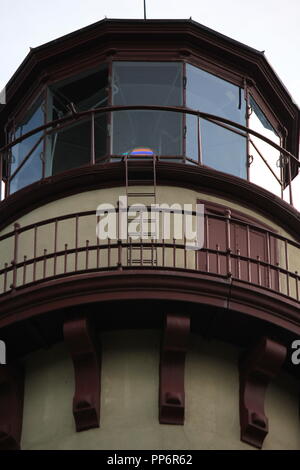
left=46, top=118, right=91, bottom=176
left=48, top=65, right=108, bottom=118
left=111, top=62, right=183, bottom=156
left=10, top=98, right=44, bottom=175
left=186, top=64, right=247, bottom=178
left=249, top=96, right=281, bottom=197
left=10, top=141, right=43, bottom=194
left=46, top=66, right=109, bottom=175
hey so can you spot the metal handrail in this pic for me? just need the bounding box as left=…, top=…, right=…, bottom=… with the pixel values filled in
left=0, top=105, right=299, bottom=207
left=0, top=105, right=299, bottom=164
left=0, top=208, right=299, bottom=302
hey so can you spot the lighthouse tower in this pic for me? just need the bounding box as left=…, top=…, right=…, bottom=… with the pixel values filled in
left=0, top=19, right=299, bottom=450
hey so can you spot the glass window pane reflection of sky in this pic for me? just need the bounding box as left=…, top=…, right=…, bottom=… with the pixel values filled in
left=186, top=64, right=247, bottom=179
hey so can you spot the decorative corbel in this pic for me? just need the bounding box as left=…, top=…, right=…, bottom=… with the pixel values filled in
left=0, top=363, right=24, bottom=450
left=63, top=316, right=101, bottom=432
left=239, top=337, right=286, bottom=449
left=159, top=313, right=190, bottom=425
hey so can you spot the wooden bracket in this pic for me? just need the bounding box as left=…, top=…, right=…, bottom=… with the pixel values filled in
left=63, top=316, right=101, bottom=432
left=159, top=313, right=190, bottom=425
left=239, top=337, right=286, bottom=449
left=0, top=363, right=24, bottom=450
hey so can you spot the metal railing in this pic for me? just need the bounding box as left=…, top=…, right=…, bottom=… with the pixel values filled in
left=0, top=105, right=299, bottom=205
left=0, top=208, right=299, bottom=302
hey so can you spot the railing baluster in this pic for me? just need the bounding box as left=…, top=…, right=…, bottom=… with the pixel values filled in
left=288, top=156, right=293, bottom=206
left=266, top=232, right=271, bottom=289
left=225, top=210, right=232, bottom=277
left=162, top=208, right=165, bottom=267
left=216, top=244, right=220, bottom=275
left=117, top=203, right=122, bottom=269
left=295, top=272, right=299, bottom=301
left=64, top=244, right=68, bottom=273
left=33, top=225, right=37, bottom=282
left=75, top=216, right=79, bottom=272
left=276, top=262, right=281, bottom=293
left=129, top=237, right=132, bottom=267
left=117, top=239, right=122, bottom=269
left=285, top=239, right=290, bottom=297
left=237, top=248, right=241, bottom=279
left=86, top=240, right=89, bottom=270
left=257, top=255, right=261, bottom=286
left=43, top=249, right=47, bottom=279
left=197, top=115, right=203, bottom=164
left=23, top=256, right=27, bottom=286
left=4, top=263, right=8, bottom=292
left=184, top=236, right=187, bottom=269
left=108, top=238, right=111, bottom=267
left=205, top=214, right=209, bottom=272
left=246, top=225, right=251, bottom=283
left=141, top=238, right=143, bottom=266
left=173, top=238, right=176, bottom=267
left=54, top=219, right=58, bottom=276
left=96, top=215, right=100, bottom=269
left=151, top=238, right=154, bottom=267
left=11, top=223, right=20, bottom=290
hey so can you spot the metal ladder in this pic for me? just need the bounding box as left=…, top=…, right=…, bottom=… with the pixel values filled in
left=123, top=154, right=158, bottom=267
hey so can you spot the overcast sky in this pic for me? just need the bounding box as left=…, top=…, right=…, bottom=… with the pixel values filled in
left=1, top=0, right=299, bottom=207
left=0, top=0, right=299, bottom=104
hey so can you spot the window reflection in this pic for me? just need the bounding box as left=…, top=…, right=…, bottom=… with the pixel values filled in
left=10, top=142, right=43, bottom=194
left=249, top=96, right=281, bottom=197
left=186, top=64, right=247, bottom=178
left=10, top=98, right=44, bottom=175
left=45, top=66, right=109, bottom=176
left=49, top=66, right=108, bottom=116
left=46, top=118, right=91, bottom=176
left=112, top=62, right=183, bottom=156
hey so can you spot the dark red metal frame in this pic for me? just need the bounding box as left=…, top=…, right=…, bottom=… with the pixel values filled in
left=239, top=337, right=287, bottom=449
left=64, top=316, right=101, bottom=432
left=159, top=313, right=190, bottom=425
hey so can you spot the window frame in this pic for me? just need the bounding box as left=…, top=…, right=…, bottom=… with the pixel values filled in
left=4, top=51, right=285, bottom=194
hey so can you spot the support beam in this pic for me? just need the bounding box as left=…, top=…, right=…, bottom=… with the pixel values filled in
left=0, top=363, right=24, bottom=450
left=239, top=337, right=286, bottom=449
left=63, top=316, right=101, bottom=432
left=159, top=313, right=190, bottom=425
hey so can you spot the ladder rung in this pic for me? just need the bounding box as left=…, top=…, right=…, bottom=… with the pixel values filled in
left=128, top=233, right=158, bottom=237
left=127, top=192, right=155, bottom=197
left=129, top=260, right=158, bottom=265
left=130, top=246, right=158, bottom=249
left=127, top=218, right=157, bottom=223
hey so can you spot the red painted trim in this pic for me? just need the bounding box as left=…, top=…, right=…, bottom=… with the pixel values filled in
left=63, top=316, right=101, bottom=432
left=0, top=363, right=24, bottom=450
left=159, top=313, right=190, bottom=425
left=239, top=337, right=286, bottom=449
left=0, top=270, right=299, bottom=336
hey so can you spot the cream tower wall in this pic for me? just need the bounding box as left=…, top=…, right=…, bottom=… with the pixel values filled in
left=21, top=331, right=300, bottom=450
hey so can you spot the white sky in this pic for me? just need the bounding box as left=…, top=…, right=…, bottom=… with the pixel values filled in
left=0, top=0, right=299, bottom=208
